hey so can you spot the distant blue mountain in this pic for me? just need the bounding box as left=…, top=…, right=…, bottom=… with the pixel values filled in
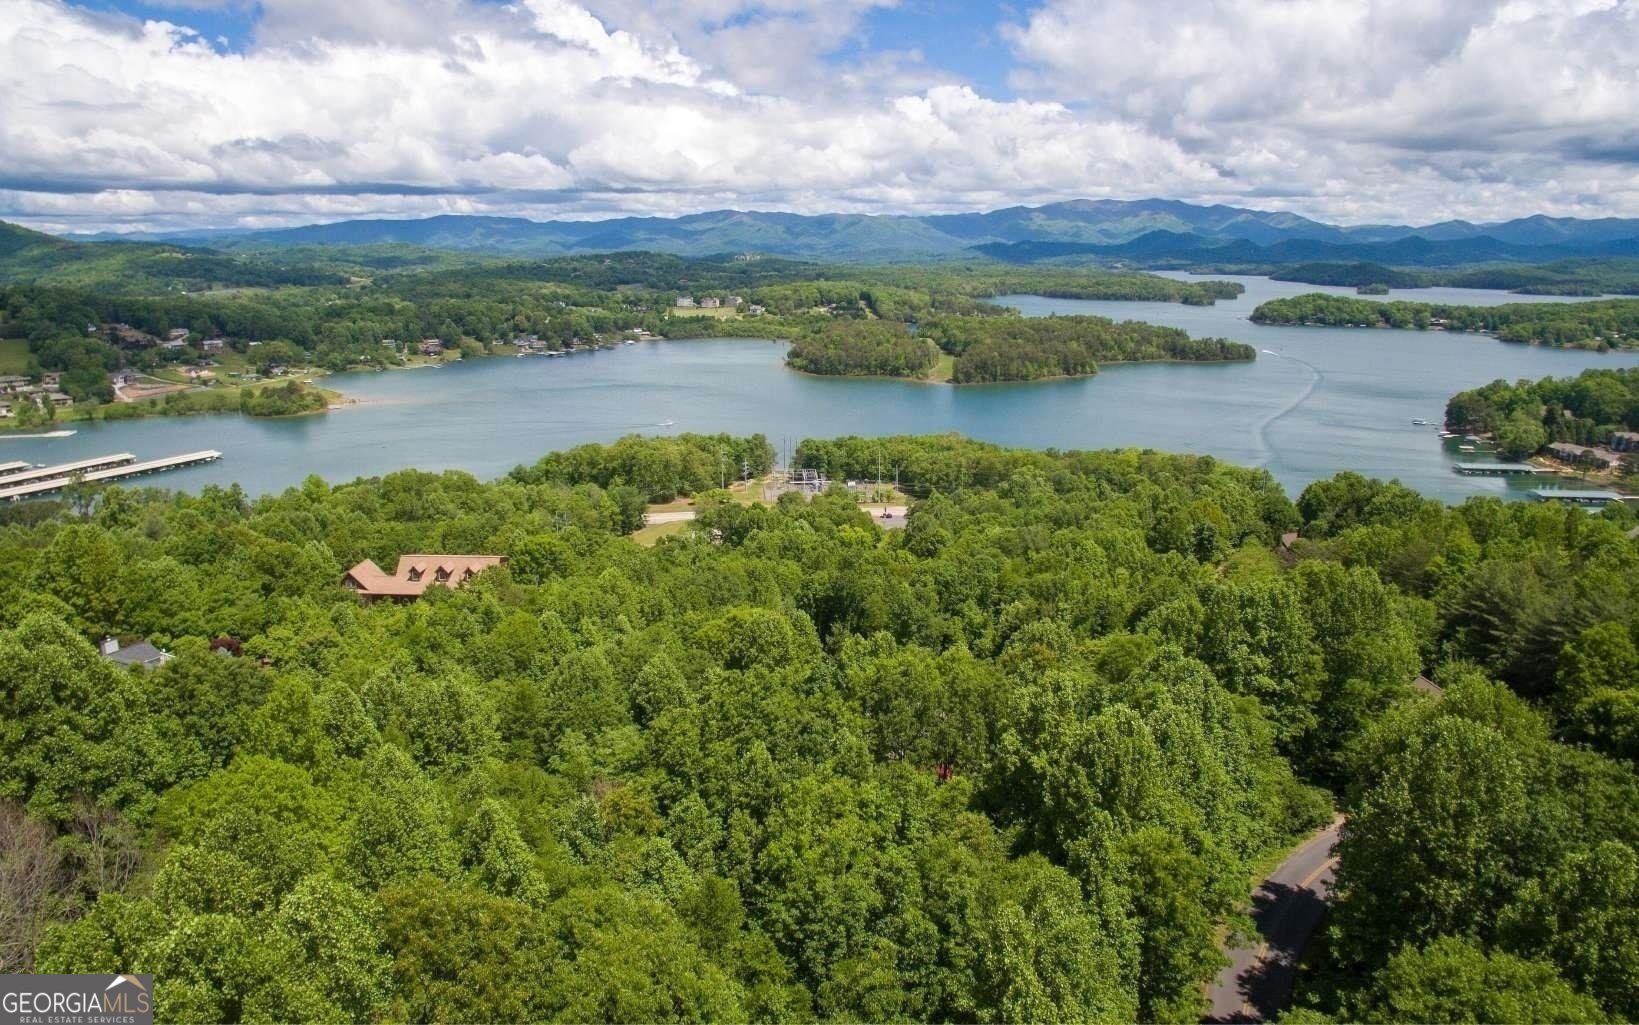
left=67, top=199, right=1639, bottom=265
left=972, top=230, right=1639, bottom=266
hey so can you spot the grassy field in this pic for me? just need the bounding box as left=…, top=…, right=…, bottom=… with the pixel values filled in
left=0, top=339, right=31, bottom=374
left=928, top=352, right=955, bottom=383
left=668, top=305, right=740, bottom=320
left=631, top=520, right=691, bottom=547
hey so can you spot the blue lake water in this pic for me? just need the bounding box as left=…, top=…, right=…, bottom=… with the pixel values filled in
left=2, top=275, right=1634, bottom=502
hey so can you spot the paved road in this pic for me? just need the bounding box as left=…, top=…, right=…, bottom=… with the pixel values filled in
left=1204, top=817, right=1344, bottom=1023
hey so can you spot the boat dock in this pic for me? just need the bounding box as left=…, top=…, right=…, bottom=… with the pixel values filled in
left=0, top=450, right=221, bottom=501
left=0, top=454, right=136, bottom=490
left=0, top=460, right=33, bottom=477
left=1452, top=462, right=1550, bottom=476
left=1528, top=488, right=1630, bottom=507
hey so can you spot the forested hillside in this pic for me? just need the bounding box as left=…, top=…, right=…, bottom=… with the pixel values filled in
left=785, top=315, right=1254, bottom=383
left=2, top=435, right=1636, bottom=1022
left=1251, top=293, right=1639, bottom=350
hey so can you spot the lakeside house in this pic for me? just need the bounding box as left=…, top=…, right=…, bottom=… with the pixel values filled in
left=160, top=339, right=189, bottom=350
left=700, top=296, right=722, bottom=309
left=747, top=304, right=766, bottom=315
left=674, top=296, right=697, bottom=308
left=101, top=636, right=174, bottom=671
left=1545, top=442, right=1625, bottom=470
left=201, top=338, right=227, bottom=353
left=166, top=328, right=190, bottom=341
left=1611, top=431, right=1639, bottom=453
left=342, top=554, right=506, bottom=602
left=419, top=339, right=445, bottom=357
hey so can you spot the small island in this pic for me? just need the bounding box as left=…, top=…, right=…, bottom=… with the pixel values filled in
left=785, top=315, right=1255, bottom=384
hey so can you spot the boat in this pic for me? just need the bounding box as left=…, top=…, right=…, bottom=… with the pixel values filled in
left=1411, top=419, right=1430, bottom=426
left=0, top=429, right=76, bottom=440
left=1459, top=445, right=1476, bottom=452
left=657, top=419, right=675, bottom=428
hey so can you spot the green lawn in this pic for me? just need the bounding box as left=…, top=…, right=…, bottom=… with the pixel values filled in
left=0, top=339, right=31, bottom=374
left=631, top=520, right=690, bottom=547
left=928, top=352, right=955, bottom=383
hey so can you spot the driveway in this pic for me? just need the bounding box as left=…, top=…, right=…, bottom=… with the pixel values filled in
left=1205, top=817, right=1344, bottom=1023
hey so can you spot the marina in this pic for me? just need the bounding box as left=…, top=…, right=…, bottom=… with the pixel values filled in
left=0, top=450, right=222, bottom=501
left=1452, top=462, right=1551, bottom=476
left=1529, top=488, right=1631, bottom=507
left=0, top=453, right=137, bottom=489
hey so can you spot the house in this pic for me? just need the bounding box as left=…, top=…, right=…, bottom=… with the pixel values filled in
left=380, top=338, right=399, bottom=348
left=700, top=296, right=722, bottom=309
left=1411, top=675, right=1444, bottom=696
left=727, top=296, right=743, bottom=306
left=747, top=304, right=766, bottom=315
left=201, top=338, right=227, bottom=353
left=101, top=636, right=174, bottom=671
left=40, top=372, right=60, bottom=389
left=166, top=328, right=190, bottom=341
left=46, top=392, right=73, bottom=407
left=1545, top=442, right=1624, bottom=470
left=183, top=367, right=213, bottom=379
left=419, top=339, right=445, bottom=357
left=1610, top=431, right=1639, bottom=453
left=160, top=339, right=189, bottom=350
left=109, top=324, right=157, bottom=348
left=342, top=554, right=506, bottom=602
left=674, top=296, right=696, bottom=308
left=0, top=375, right=29, bottom=394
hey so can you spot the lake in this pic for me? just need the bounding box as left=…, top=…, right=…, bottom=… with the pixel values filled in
left=2, top=274, right=1635, bottom=502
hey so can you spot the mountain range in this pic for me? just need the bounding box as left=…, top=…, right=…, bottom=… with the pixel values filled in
left=65, top=198, right=1639, bottom=265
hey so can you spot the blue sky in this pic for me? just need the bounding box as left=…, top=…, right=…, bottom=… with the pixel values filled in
left=3, top=0, right=1636, bottom=232
left=76, top=0, right=1029, bottom=93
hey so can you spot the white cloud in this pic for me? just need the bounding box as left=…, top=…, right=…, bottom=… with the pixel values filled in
left=0, top=0, right=1635, bottom=233
left=1002, top=0, right=1639, bottom=222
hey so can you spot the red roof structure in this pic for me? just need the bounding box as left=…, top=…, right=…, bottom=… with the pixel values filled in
left=342, top=554, right=505, bottom=601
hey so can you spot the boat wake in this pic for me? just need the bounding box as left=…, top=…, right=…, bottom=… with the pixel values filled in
left=1256, top=351, right=1322, bottom=462
left=0, top=429, right=76, bottom=440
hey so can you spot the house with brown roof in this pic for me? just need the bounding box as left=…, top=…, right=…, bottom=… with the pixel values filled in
left=342, top=554, right=505, bottom=602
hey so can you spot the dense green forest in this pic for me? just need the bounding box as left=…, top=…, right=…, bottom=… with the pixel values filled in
left=1, top=433, right=1636, bottom=1022
left=784, top=316, right=1252, bottom=383
left=924, top=315, right=1254, bottom=384
left=1445, top=368, right=1639, bottom=460
left=784, top=323, right=939, bottom=379
left=1252, top=293, right=1639, bottom=349
left=0, top=222, right=348, bottom=293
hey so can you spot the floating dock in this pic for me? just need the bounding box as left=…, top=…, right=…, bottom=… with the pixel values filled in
left=1528, top=488, right=1630, bottom=506
left=0, top=454, right=135, bottom=489
left=0, top=460, right=33, bottom=477
left=1452, top=462, right=1550, bottom=476
left=0, top=450, right=220, bottom=501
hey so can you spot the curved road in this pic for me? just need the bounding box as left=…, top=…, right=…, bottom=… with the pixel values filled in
left=1205, top=817, right=1343, bottom=1023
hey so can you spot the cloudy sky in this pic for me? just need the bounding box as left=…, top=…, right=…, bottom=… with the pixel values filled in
left=3, top=0, right=1636, bottom=232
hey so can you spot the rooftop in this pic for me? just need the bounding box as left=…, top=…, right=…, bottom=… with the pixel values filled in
left=343, top=553, right=505, bottom=599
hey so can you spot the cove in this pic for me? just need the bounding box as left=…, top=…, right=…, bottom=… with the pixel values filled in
left=1, top=275, right=1634, bottom=503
